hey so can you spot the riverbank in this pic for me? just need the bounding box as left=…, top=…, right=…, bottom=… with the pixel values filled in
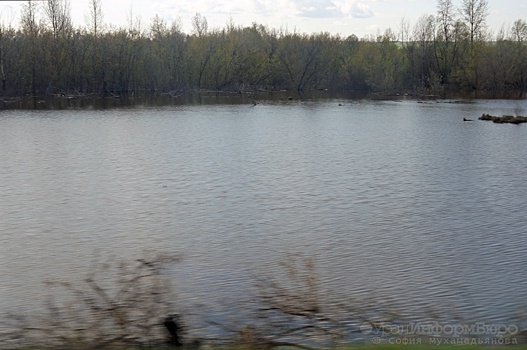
left=1, top=90, right=525, bottom=110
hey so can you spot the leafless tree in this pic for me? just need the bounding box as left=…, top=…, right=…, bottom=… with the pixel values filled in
left=126, top=5, right=143, bottom=38
left=192, top=13, right=208, bottom=37
left=511, top=19, right=527, bottom=43
left=87, top=0, right=104, bottom=37
left=437, top=0, right=455, bottom=42
left=398, top=16, right=410, bottom=46
left=5, top=252, right=181, bottom=349
left=435, top=0, right=460, bottom=84
left=459, top=0, right=488, bottom=44
left=150, top=14, right=168, bottom=39
left=0, top=7, right=14, bottom=94
left=44, top=0, right=72, bottom=38
left=20, top=0, right=39, bottom=35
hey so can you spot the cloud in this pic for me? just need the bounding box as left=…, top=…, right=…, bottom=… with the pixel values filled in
left=163, top=0, right=374, bottom=19
left=333, top=0, right=374, bottom=18
left=349, top=1, right=374, bottom=18
left=288, top=0, right=374, bottom=19
left=291, top=0, right=341, bottom=18
left=150, top=0, right=374, bottom=25
left=210, top=1, right=260, bottom=15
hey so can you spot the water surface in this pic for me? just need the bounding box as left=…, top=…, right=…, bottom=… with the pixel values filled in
left=1, top=99, right=526, bottom=332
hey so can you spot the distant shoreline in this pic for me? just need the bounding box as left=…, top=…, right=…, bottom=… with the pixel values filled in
left=1, top=90, right=525, bottom=110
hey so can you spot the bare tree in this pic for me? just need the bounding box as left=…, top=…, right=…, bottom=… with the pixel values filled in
left=19, top=0, right=42, bottom=99
left=5, top=252, right=181, bottom=348
left=511, top=19, right=527, bottom=43
left=87, top=0, right=103, bottom=37
left=170, top=16, right=183, bottom=35
left=127, top=5, right=142, bottom=38
left=0, top=6, right=14, bottom=94
left=413, top=15, right=436, bottom=47
left=192, top=13, right=208, bottom=37
left=44, top=0, right=72, bottom=38
left=435, top=0, right=459, bottom=84
left=459, top=0, right=488, bottom=44
left=411, top=15, right=438, bottom=93
left=150, top=14, right=168, bottom=39
left=398, top=17, right=410, bottom=46
left=0, top=29, right=6, bottom=95
left=20, top=0, right=39, bottom=35
left=437, top=0, right=455, bottom=42
left=509, top=19, right=527, bottom=96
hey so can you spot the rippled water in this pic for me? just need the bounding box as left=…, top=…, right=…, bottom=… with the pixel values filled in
left=1, top=99, right=526, bottom=329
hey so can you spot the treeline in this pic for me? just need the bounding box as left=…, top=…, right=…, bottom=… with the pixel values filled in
left=0, top=0, right=526, bottom=99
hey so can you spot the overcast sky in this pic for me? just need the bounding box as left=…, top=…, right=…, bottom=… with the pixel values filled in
left=0, top=0, right=525, bottom=38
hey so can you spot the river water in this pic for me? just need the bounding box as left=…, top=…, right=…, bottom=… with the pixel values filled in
left=1, top=98, right=526, bottom=335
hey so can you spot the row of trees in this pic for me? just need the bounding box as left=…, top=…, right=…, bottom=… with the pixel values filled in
left=0, top=0, right=525, bottom=99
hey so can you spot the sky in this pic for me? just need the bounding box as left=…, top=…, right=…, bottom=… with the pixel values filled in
left=0, top=0, right=525, bottom=38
